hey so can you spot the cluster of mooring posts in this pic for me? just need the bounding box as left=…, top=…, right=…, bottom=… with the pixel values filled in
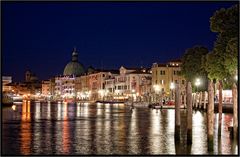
left=174, top=81, right=238, bottom=152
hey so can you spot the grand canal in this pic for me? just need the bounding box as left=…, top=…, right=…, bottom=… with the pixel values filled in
left=2, top=101, right=238, bottom=155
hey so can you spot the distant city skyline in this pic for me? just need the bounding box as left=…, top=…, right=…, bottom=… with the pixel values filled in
left=2, top=2, right=237, bottom=81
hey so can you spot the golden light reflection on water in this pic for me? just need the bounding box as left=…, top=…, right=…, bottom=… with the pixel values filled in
left=57, top=103, right=62, bottom=120
left=76, top=103, right=81, bottom=117
left=167, top=110, right=175, bottom=132
left=82, top=103, right=89, bottom=117
left=62, top=103, right=70, bottom=154
left=164, top=110, right=175, bottom=154
left=218, top=114, right=236, bottom=154
left=35, top=102, right=40, bottom=120
left=192, top=111, right=208, bottom=154
left=117, top=109, right=126, bottom=153
left=47, top=102, right=51, bottom=119
left=97, top=103, right=102, bottom=116
left=150, top=110, right=161, bottom=154
left=20, top=101, right=31, bottom=155
left=3, top=102, right=237, bottom=155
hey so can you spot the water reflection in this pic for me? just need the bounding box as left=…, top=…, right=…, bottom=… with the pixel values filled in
left=62, top=103, right=70, bottom=154
left=192, top=111, right=208, bottom=154
left=20, top=101, right=31, bottom=155
left=150, top=110, right=161, bottom=154
left=2, top=102, right=238, bottom=155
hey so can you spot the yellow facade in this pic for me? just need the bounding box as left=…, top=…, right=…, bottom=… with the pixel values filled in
left=151, top=60, right=186, bottom=96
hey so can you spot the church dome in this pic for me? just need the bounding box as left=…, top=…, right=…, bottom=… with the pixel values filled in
left=63, top=48, right=85, bottom=76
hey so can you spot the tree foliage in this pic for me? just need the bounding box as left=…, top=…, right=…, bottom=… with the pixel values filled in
left=181, top=46, right=209, bottom=91
left=205, top=4, right=238, bottom=87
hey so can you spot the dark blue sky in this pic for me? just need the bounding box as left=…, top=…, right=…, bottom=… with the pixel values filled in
left=2, top=2, right=237, bottom=82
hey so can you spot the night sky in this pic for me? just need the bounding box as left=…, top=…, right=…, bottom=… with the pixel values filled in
left=2, top=2, right=237, bottom=82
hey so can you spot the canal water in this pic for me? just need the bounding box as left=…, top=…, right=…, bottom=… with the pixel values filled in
left=2, top=101, right=238, bottom=155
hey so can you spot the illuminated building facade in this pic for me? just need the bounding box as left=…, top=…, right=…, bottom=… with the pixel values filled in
left=55, top=75, right=76, bottom=99
left=42, top=80, right=50, bottom=96
left=88, top=70, right=118, bottom=100
left=105, top=66, right=152, bottom=100
left=151, top=59, right=186, bottom=100
left=2, top=76, right=12, bottom=92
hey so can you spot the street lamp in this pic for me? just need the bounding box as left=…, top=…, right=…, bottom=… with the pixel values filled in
left=235, top=75, right=238, bottom=81
left=170, top=82, right=175, bottom=100
left=195, top=78, right=201, bottom=92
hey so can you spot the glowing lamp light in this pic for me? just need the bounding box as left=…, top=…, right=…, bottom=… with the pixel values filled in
left=235, top=75, right=238, bottom=81
left=170, top=82, right=175, bottom=90
left=12, top=105, right=16, bottom=111
left=153, top=85, right=160, bottom=92
left=195, top=78, right=201, bottom=86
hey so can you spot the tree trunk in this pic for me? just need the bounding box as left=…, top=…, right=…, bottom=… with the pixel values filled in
left=207, top=80, right=214, bottom=151
left=232, top=83, right=238, bottom=139
left=187, top=82, right=192, bottom=144
left=175, top=83, right=181, bottom=142
left=218, top=80, right=223, bottom=137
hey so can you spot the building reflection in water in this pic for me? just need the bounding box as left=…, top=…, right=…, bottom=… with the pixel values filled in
left=219, top=114, right=235, bottom=154
left=20, top=101, right=31, bottom=155
left=150, top=109, right=161, bottom=154
left=47, top=101, right=51, bottom=119
left=35, top=102, right=41, bottom=120
left=166, top=110, right=175, bottom=154
left=3, top=102, right=237, bottom=155
left=74, top=102, right=91, bottom=154
left=128, top=109, right=140, bottom=153
left=96, top=102, right=103, bottom=116
left=55, top=102, right=62, bottom=154
left=57, top=103, right=62, bottom=120
left=103, top=105, right=111, bottom=153
left=191, top=111, right=208, bottom=154
left=33, top=102, right=42, bottom=154
left=76, top=102, right=81, bottom=117
left=62, top=102, right=70, bottom=154
left=116, top=106, right=127, bottom=153
left=160, top=110, right=174, bottom=154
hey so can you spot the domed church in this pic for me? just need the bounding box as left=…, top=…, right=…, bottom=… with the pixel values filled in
left=63, top=48, right=85, bottom=76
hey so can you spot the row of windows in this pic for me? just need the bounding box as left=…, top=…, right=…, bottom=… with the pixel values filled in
left=63, top=86, right=74, bottom=89
left=155, top=70, right=181, bottom=76
left=173, top=71, right=181, bottom=75
left=155, top=80, right=185, bottom=85
left=116, top=85, right=128, bottom=90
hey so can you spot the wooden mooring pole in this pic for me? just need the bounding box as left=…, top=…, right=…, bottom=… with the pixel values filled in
left=207, top=80, right=214, bottom=151
left=187, top=82, right=192, bottom=144
left=218, top=81, right=223, bottom=137
left=232, top=83, right=238, bottom=139
left=175, top=83, right=181, bottom=142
